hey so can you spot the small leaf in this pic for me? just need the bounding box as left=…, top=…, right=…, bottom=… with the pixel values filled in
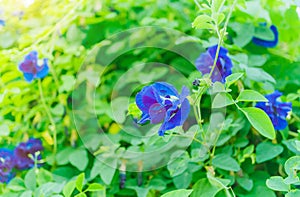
left=230, top=23, right=255, bottom=48
left=284, top=156, right=300, bottom=184
left=168, top=151, right=190, bottom=177
left=74, top=193, right=87, bottom=197
left=69, top=149, right=88, bottom=171
left=212, top=154, right=240, bottom=171
left=63, top=180, right=76, bottom=197
left=24, top=169, right=36, bottom=191
left=236, top=177, right=253, bottom=191
left=0, top=124, right=10, bottom=136
left=161, top=189, right=193, bottom=197
left=266, top=176, right=289, bottom=192
left=86, top=183, right=105, bottom=192
left=286, top=190, right=300, bottom=197
left=236, top=90, right=268, bottom=102
left=192, top=15, right=214, bottom=29
left=20, top=190, right=33, bottom=197
left=256, top=142, right=283, bottom=163
left=76, top=173, right=85, bottom=192
left=254, top=25, right=275, bottom=41
left=212, top=92, right=235, bottom=108
left=191, top=178, right=222, bottom=197
left=211, top=0, right=225, bottom=13
left=240, top=107, right=276, bottom=139
left=225, top=73, right=244, bottom=87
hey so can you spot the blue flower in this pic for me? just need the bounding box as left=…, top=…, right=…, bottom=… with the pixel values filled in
left=195, top=45, right=233, bottom=83
left=252, top=25, right=278, bottom=48
left=256, top=91, right=292, bottom=130
left=136, top=82, right=190, bottom=136
left=0, top=19, right=4, bottom=26
left=14, top=138, right=43, bottom=170
left=18, top=51, right=49, bottom=82
left=0, top=148, right=15, bottom=183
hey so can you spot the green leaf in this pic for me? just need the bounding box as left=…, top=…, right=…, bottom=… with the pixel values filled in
left=86, top=183, right=105, bottom=192
left=69, top=149, right=88, bottom=171
left=245, top=67, right=276, bottom=83
left=212, top=92, right=235, bottom=108
left=20, top=190, right=33, bottom=197
left=254, top=25, right=275, bottom=41
left=74, top=193, right=87, bottom=197
left=212, top=154, right=240, bottom=171
left=75, top=173, right=85, bottom=192
left=286, top=190, right=300, bottom=197
left=161, top=189, right=193, bottom=197
left=192, top=15, right=214, bottom=29
left=63, top=180, right=76, bottom=197
left=173, top=172, right=193, bottom=189
left=248, top=55, right=267, bottom=67
left=7, top=178, right=26, bottom=192
left=191, top=178, right=222, bottom=197
left=127, top=103, right=142, bottom=119
left=236, top=177, right=253, bottom=191
left=284, top=156, right=300, bottom=184
left=240, top=107, right=276, bottom=139
left=59, top=75, right=76, bottom=92
left=36, top=168, right=53, bottom=186
left=256, top=142, right=283, bottom=163
left=167, top=151, right=190, bottom=177
left=236, top=90, right=268, bottom=102
left=24, top=169, right=36, bottom=191
left=90, top=158, right=117, bottom=185
left=230, top=23, right=255, bottom=48
left=56, top=147, right=74, bottom=165
left=225, top=73, right=244, bottom=88
left=66, top=24, right=85, bottom=43
left=211, top=0, right=225, bottom=13
left=266, top=176, right=289, bottom=192
left=111, top=97, right=129, bottom=123
left=50, top=103, right=65, bottom=116
left=0, top=124, right=10, bottom=136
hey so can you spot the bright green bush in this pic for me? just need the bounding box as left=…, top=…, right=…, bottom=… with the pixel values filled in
left=0, top=0, right=300, bottom=196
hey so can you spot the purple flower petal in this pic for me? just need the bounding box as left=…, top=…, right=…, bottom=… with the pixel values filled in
left=18, top=51, right=49, bottom=82
left=14, top=138, right=43, bottom=170
left=0, top=148, right=15, bottom=183
left=149, top=103, right=166, bottom=124
left=252, top=25, right=278, bottom=48
left=136, top=82, right=190, bottom=136
left=255, top=91, right=292, bottom=130
left=195, top=45, right=233, bottom=83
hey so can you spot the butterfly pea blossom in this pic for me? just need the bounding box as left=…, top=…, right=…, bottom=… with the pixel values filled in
left=18, top=51, right=49, bottom=82
left=195, top=45, right=233, bottom=83
left=256, top=91, right=292, bottom=130
left=135, top=82, right=190, bottom=136
left=252, top=25, right=278, bottom=48
left=0, top=148, right=15, bottom=183
left=14, top=138, right=43, bottom=170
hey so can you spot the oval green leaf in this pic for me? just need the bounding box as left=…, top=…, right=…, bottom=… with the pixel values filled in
left=240, top=107, right=275, bottom=139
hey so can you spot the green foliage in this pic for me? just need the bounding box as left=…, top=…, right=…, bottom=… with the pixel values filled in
left=0, top=0, right=299, bottom=197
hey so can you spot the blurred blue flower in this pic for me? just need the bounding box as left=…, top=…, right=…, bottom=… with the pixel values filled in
left=256, top=91, right=292, bottom=130
left=136, top=82, right=190, bottom=136
left=19, top=51, right=49, bottom=82
left=195, top=45, right=233, bottom=83
left=0, top=148, right=15, bottom=183
left=252, top=25, right=278, bottom=48
left=0, top=19, right=4, bottom=26
left=14, top=138, right=43, bottom=170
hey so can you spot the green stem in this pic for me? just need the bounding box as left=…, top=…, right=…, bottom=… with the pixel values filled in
left=38, top=79, right=57, bottom=155
left=194, top=0, right=201, bottom=9
left=208, top=0, right=238, bottom=79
